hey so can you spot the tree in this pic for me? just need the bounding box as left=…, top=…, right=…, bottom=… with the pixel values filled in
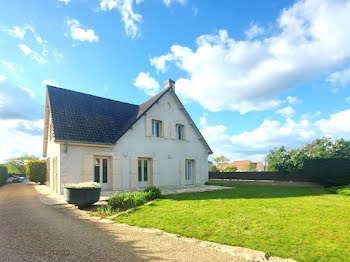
left=213, top=156, right=230, bottom=172
left=248, top=163, right=257, bottom=171
left=266, top=137, right=350, bottom=172
left=6, top=154, right=39, bottom=174
left=223, top=166, right=237, bottom=172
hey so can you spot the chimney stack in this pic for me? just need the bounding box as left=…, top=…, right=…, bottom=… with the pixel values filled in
left=164, top=79, right=175, bottom=91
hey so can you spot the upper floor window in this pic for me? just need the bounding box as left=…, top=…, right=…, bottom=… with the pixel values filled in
left=176, top=124, right=184, bottom=140
left=152, top=120, right=162, bottom=137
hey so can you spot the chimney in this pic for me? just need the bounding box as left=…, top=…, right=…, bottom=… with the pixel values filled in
left=164, top=79, right=175, bottom=91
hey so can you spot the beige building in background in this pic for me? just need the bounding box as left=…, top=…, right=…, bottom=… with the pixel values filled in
left=43, top=79, right=213, bottom=194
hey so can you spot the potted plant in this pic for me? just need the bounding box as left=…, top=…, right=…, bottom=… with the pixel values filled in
left=63, top=182, right=101, bottom=208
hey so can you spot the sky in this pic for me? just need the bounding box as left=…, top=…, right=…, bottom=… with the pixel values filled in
left=0, top=0, right=350, bottom=163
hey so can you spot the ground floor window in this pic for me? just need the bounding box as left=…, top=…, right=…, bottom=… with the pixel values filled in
left=185, top=160, right=193, bottom=181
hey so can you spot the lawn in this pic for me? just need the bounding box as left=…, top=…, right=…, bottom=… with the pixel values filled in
left=114, top=184, right=350, bottom=262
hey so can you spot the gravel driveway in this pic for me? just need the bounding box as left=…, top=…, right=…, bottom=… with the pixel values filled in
left=0, top=183, right=294, bottom=262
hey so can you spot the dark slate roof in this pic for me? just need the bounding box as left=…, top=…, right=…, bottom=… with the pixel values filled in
left=47, top=86, right=170, bottom=144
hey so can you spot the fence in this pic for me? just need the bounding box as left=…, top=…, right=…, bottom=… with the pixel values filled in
left=209, top=171, right=309, bottom=182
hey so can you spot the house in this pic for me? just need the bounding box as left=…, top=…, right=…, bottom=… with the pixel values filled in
left=217, top=160, right=264, bottom=172
left=43, top=79, right=213, bottom=194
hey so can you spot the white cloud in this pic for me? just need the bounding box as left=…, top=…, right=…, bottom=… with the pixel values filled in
left=66, top=19, right=99, bottom=42
left=244, top=24, right=265, bottom=40
left=100, top=0, right=142, bottom=39
left=346, top=96, right=350, bottom=102
left=0, top=75, right=7, bottom=81
left=286, top=96, right=300, bottom=104
left=43, top=80, right=61, bottom=87
left=2, top=61, right=15, bottom=72
left=327, top=67, right=350, bottom=85
left=134, top=72, right=161, bottom=96
left=19, top=44, right=47, bottom=64
left=316, top=109, right=350, bottom=137
left=0, top=79, right=43, bottom=120
left=276, top=106, right=295, bottom=118
left=163, top=0, right=186, bottom=7
left=0, top=80, right=44, bottom=162
left=58, top=0, right=70, bottom=4
left=6, top=25, right=27, bottom=39
left=202, top=107, right=350, bottom=161
left=150, top=0, right=350, bottom=114
left=200, top=116, right=207, bottom=126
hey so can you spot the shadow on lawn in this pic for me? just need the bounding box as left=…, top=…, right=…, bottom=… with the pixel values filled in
left=164, top=184, right=329, bottom=201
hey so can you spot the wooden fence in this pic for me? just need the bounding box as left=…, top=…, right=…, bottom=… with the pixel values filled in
left=209, top=171, right=310, bottom=182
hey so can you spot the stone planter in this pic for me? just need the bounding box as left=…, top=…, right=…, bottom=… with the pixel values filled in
left=64, top=187, right=101, bottom=208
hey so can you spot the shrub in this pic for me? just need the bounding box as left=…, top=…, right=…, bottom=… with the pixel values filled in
left=328, top=185, right=350, bottom=196
left=108, top=187, right=161, bottom=211
left=26, top=160, right=46, bottom=184
left=64, top=182, right=100, bottom=189
left=143, top=186, right=162, bottom=200
left=0, top=166, right=8, bottom=185
left=223, top=167, right=237, bottom=172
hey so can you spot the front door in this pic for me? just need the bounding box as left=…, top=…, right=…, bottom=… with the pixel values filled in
left=94, top=158, right=109, bottom=190
left=138, top=158, right=151, bottom=188
left=185, top=160, right=193, bottom=185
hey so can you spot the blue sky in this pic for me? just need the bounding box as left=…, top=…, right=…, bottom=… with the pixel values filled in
left=0, top=0, right=350, bottom=163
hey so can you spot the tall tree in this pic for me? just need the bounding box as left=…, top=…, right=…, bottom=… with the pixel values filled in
left=6, top=154, right=39, bottom=174
left=213, top=156, right=230, bottom=171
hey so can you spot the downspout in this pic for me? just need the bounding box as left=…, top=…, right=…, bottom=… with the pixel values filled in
left=64, top=141, right=69, bottom=153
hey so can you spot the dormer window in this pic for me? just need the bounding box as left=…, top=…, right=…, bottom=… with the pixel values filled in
left=176, top=124, right=184, bottom=140
left=152, top=120, right=162, bottom=137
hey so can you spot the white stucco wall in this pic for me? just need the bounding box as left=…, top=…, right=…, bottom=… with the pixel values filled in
left=49, top=91, right=210, bottom=194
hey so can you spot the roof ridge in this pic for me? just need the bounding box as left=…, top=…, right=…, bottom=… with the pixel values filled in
left=46, top=85, right=139, bottom=107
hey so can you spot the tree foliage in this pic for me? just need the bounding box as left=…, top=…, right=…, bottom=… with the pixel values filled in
left=5, top=154, right=39, bottom=174
left=223, top=166, right=237, bottom=172
left=213, top=156, right=230, bottom=171
left=26, top=160, right=46, bottom=184
left=266, top=137, right=350, bottom=172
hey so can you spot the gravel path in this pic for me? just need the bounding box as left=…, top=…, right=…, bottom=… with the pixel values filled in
left=0, top=183, right=295, bottom=262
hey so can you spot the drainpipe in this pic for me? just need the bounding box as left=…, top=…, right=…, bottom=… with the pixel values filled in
left=64, top=141, right=69, bottom=153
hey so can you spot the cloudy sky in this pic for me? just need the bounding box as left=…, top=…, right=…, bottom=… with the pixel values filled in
left=0, top=0, right=350, bottom=163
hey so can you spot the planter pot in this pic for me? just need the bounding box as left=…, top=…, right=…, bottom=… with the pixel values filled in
left=64, top=187, right=101, bottom=208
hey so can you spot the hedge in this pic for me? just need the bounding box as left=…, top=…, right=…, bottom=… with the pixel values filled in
left=0, top=166, right=8, bottom=185
left=304, top=158, right=350, bottom=186
left=26, top=160, right=46, bottom=184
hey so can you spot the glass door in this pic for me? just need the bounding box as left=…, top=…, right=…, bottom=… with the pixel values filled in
left=185, top=160, right=193, bottom=185
left=94, top=158, right=109, bottom=190
left=138, top=158, right=151, bottom=188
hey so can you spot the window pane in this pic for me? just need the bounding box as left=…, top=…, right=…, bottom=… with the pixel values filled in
left=94, top=159, right=100, bottom=183
left=152, top=121, right=155, bottom=136
left=144, top=160, right=148, bottom=181
left=188, top=161, right=192, bottom=179
left=103, top=159, right=108, bottom=183
left=156, top=122, right=159, bottom=137
left=138, top=160, right=142, bottom=182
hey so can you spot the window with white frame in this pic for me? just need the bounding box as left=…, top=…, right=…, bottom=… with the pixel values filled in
left=185, top=160, right=193, bottom=181
left=175, top=124, right=184, bottom=140
left=152, top=120, right=162, bottom=137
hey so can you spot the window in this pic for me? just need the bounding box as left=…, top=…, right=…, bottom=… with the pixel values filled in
left=176, top=124, right=184, bottom=140
left=152, top=120, right=161, bottom=137
left=138, top=158, right=150, bottom=187
left=185, top=160, right=192, bottom=181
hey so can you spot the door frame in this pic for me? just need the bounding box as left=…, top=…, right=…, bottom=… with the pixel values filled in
left=94, top=156, right=111, bottom=190
left=137, top=158, right=152, bottom=188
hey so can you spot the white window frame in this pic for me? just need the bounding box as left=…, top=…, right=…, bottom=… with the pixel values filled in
left=152, top=120, right=162, bottom=137
left=175, top=124, right=184, bottom=140
left=185, top=160, right=193, bottom=181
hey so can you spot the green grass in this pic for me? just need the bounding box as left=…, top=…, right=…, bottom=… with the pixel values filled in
left=114, top=184, right=350, bottom=262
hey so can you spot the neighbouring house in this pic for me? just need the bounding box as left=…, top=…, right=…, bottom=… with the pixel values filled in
left=217, top=160, right=264, bottom=172
left=43, top=79, right=213, bottom=194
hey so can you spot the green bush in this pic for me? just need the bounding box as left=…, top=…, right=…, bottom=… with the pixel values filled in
left=108, top=187, right=161, bottom=211
left=26, top=160, right=46, bottom=184
left=143, top=186, right=162, bottom=200
left=223, top=167, right=237, bottom=172
left=328, top=185, right=350, bottom=196
left=0, top=166, right=8, bottom=185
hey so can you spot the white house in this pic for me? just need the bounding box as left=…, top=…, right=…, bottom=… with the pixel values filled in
left=43, top=79, right=213, bottom=194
